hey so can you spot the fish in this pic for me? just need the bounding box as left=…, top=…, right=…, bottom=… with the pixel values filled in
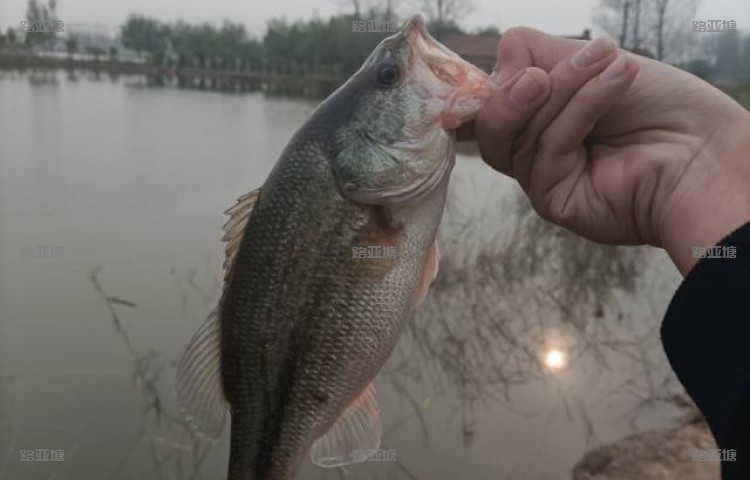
left=176, top=15, right=496, bottom=480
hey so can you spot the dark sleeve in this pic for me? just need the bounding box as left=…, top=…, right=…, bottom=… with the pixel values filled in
left=661, top=221, right=750, bottom=479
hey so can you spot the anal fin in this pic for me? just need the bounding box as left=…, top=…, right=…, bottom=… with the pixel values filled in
left=310, top=383, right=382, bottom=468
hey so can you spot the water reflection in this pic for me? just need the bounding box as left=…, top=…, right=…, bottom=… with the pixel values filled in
left=0, top=71, right=686, bottom=480
left=543, top=349, right=567, bottom=372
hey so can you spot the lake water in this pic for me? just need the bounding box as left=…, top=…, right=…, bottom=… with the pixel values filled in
left=0, top=70, right=686, bottom=480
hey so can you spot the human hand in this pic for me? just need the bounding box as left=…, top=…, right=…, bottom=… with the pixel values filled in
left=462, top=28, right=750, bottom=275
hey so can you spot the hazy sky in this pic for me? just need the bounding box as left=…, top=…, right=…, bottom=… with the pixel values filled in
left=1, top=0, right=748, bottom=38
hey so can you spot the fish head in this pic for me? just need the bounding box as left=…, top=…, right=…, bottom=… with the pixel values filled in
left=362, top=15, right=495, bottom=130
left=328, top=15, right=498, bottom=206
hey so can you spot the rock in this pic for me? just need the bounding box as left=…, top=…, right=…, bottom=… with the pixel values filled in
left=572, top=413, right=720, bottom=480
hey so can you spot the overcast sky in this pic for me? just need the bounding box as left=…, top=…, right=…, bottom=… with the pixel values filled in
left=1, top=0, right=748, bottom=38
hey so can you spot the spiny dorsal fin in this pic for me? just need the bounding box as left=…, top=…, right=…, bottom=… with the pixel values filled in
left=310, top=383, right=382, bottom=468
left=176, top=308, right=228, bottom=439
left=221, top=189, right=260, bottom=281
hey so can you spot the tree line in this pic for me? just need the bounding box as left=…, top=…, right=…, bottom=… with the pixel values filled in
left=1, top=0, right=749, bottom=83
left=117, top=11, right=469, bottom=76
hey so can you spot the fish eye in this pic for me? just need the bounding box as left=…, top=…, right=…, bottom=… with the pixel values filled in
left=376, top=61, right=401, bottom=87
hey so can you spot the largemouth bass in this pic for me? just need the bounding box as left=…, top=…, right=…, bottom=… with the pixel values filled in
left=177, top=15, right=495, bottom=480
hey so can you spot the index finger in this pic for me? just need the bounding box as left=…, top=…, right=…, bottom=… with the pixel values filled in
left=493, top=27, right=591, bottom=85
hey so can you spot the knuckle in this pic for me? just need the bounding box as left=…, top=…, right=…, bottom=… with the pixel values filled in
left=498, top=27, right=534, bottom=60
left=502, top=26, right=536, bottom=43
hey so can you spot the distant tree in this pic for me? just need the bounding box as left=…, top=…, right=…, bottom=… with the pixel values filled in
left=412, top=0, right=475, bottom=39
left=714, top=30, right=743, bottom=80
left=24, top=0, right=60, bottom=48
left=474, top=26, right=500, bottom=37
left=742, top=35, right=750, bottom=80
left=593, top=0, right=701, bottom=62
left=683, top=58, right=713, bottom=79
left=237, top=37, right=263, bottom=71
left=121, top=15, right=170, bottom=61
left=332, top=0, right=380, bottom=18
left=654, top=0, right=668, bottom=60
left=684, top=30, right=750, bottom=83
left=116, top=12, right=404, bottom=77
left=65, top=36, right=77, bottom=58
left=85, top=45, right=105, bottom=61
left=6, top=27, right=17, bottom=46
left=351, top=0, right=363, bottom=17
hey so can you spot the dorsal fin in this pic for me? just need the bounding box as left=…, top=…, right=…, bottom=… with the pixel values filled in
left=176, top=188, right=260, bottom=438
left=310, top=383, right=382, bottom=468
left=221, top=189, right=260, bottom=281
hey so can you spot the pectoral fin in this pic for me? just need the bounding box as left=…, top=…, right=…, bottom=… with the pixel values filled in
left=310, top=383, right=382, bottom=468
left=413, top=240, right=439, bottom=308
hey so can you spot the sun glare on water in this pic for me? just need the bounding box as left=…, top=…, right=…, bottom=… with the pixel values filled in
left=543, top=348, right=567, bottom=372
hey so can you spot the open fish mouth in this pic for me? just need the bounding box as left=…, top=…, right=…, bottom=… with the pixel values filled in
left=337, top=15, right=498, bottom=207
left=401, top=15, right=497, bottom=129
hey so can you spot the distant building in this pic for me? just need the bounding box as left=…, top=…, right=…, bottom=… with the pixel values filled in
left=441, top=34, right=499, bottom=73
left=443, top=29, right=592, bottom=73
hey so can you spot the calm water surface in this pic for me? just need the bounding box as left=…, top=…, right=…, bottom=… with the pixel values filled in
left=0, top=70, right=684, bottom=480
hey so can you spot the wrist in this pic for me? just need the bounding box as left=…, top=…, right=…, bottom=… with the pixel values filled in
left=659, top=109, right=750, bottom=275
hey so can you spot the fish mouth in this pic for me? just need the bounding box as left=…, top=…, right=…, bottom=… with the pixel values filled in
left=401, top=15, right=497, bottom=129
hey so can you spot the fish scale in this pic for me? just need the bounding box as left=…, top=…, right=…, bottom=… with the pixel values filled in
left=223, top=141, right=411, bottom=478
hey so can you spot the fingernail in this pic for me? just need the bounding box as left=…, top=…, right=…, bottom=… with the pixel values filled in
left=491, top=64, right=500, bottom=80
left=509, top=72, right=544, bottom=109
left=570, top=36, right=617, bottom=69
left=600, top=54, right=629, bottom=83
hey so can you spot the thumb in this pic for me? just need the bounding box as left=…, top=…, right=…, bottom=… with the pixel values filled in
left=474, top=67, right=551, bottom=176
